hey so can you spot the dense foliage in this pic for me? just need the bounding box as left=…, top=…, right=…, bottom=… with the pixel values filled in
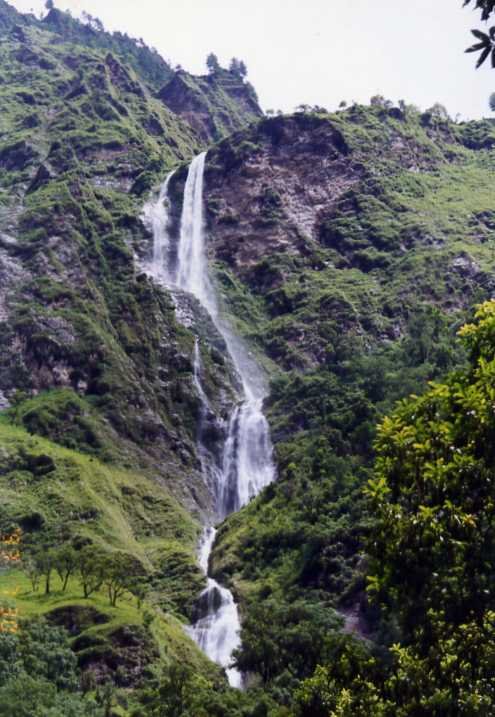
left=281, top=302, right=495, bottom=715
left=0, top=618, right=103, bottom=716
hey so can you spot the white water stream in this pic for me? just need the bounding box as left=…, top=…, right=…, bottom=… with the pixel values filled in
left=145, top=152, right=275, bottom=687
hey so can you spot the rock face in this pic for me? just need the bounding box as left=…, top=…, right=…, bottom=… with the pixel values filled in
left=204, top=115, right=357, bottom=271
left=198, top=110, right=495, bottom=369
left=158, top=69, right=263, bottom=144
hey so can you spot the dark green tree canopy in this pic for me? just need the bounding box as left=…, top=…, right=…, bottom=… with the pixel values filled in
left=206, top=52, right=220, bottom=74
left=464, top=0, right=495, bottom=67
left=229, top=57, right=248, bottom=78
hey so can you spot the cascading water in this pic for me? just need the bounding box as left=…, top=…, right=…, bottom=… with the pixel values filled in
left=187, top=527, right=242, bottom=688
left=146, top=151, right=275, bottom=687
left=142, top=171, right=174, bottom=284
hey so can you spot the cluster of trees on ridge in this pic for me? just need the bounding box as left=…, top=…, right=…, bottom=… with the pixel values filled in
left=206, top=52, right=248, bottom=78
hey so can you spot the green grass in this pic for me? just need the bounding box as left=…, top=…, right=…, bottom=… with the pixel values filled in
left=0, top=417, right=216, bottom=678
left=0, top=567, right=216, bottom=677
left=0, top=420, right=203, bottom=611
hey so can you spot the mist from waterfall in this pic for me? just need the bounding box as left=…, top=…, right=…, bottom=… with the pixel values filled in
left=146, top=151, right=275, bottom=687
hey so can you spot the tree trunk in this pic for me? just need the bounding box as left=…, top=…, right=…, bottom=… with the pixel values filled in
left=62, top=572, right=70, bottom=592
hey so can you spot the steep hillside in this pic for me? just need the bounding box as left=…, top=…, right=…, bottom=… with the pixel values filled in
left=0, top=6, right=248, bottom=502
left=0, top=3, right=245, bottom=699
left=204, top=107, right=495, bottom=642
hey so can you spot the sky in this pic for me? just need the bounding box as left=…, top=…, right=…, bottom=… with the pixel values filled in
left=8, top=0, right=495, bottom=120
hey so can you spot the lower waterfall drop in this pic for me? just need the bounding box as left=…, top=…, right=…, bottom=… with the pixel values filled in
left=187, top=527, right=242, bottom=688
left=147, top=152, right=276, bottom=687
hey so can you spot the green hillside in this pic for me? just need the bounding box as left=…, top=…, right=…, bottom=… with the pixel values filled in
left=1, top=0, right=495, bottom=714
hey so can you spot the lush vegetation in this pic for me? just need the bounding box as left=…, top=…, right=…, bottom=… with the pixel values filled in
left=207, top=303, right=495, bottom=715
left=208, top=99, right=494, bottom=638
left=1, top=0, right=495, bottom=714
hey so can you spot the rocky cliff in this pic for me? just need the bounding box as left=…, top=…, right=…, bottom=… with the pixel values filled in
left=158, top=68, right=263, bottom=143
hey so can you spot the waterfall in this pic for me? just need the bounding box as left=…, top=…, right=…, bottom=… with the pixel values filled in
left=186, top=527, right=242, bottom=688
left=142, top=170, right=175, bottom=284
left=147, top=152, right=276, bottom=687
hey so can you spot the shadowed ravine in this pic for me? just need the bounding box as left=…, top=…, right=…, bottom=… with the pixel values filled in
left=144, top=152, right=276, bottom=687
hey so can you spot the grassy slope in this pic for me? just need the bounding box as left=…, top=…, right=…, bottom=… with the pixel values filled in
left=0, top=417, right=219, bottom=685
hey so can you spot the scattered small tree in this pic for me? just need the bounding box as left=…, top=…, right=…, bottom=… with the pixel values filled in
left=81, top=11, right=104, bottom=32
left=78, top=547, right=104, bottom=599
left=206, top=52, right=220, bottom=74
left=103, top=553, right=143, bottom=607
left=22, top=557, right=41, bottom=593
left=96, top=682, right=115, bottom=717
left=28, top=549, right=56, bottom=595
left=490, top=92, right=495, bottom=111
left=370, top=94, right=393, bottom=109
left=53, top=545, right=77, bottom=592
left=132, top=582, right=146, bottom=611
left=229, top=57, right=248, bottom=78
left=426, top=102, right=450, bottom=121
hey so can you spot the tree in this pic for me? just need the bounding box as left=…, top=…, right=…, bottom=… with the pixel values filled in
left=464, top=1, right=495, bottom=68
left=425, top=102, right=450, bottom=121
left=103, top=553, right=144, bottom=607
left=134, top=662, right=213, bottom=717
left=45, top=0, right=54, bottom=9
left=370, top=94, right=392, bottom=108
left=81, top=11, right=104, bottom=32
left=229, top=57, right=247, bottom=78
left=27, top=549, right=55, bottom=595
left=490, top=91, right=495, bottom=110
left=22, top=557, right=41, bottom=593
left=364, top=300, right=495, bottom=712
left=53, top=545, right=77, bottom=592
left=234, top=598, right=342, bottom=684
left=206, top=52, right=220, bottom=74
left=77, top=547, right=104, bottom=599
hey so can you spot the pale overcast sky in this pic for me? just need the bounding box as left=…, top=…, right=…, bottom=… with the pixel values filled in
left=8, top=0, right=495, bottom=119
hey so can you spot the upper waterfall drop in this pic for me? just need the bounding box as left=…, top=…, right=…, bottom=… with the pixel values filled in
left=175, top=151, right=275, bottom=516
left=176, top=152, right=214, bottom=312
